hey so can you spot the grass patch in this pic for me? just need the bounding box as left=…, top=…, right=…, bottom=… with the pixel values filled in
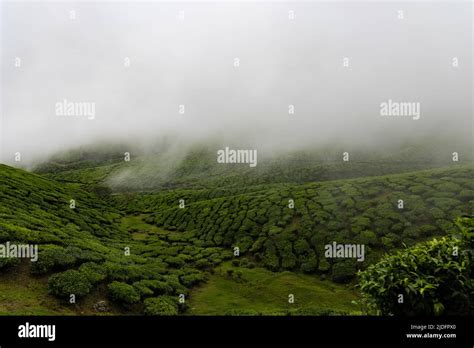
left=0, top=262, right=73, bottom=315
left=188, top=262, right=360, bottom=315
left=0, top=263, right=124, bottom=315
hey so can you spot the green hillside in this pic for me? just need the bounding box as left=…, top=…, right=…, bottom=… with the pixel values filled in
left=116, top=165, right=473, bottom=280
left=0, top=164, right=229, bottom=314
left=33, top=139, right=473, bottom=191
left=1, top=151, right=472, bottom=315
left=0, top=164, right=359, bottom=315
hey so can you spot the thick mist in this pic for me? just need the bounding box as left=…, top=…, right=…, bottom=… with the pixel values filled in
left=1, top=1, right=472, bottom=166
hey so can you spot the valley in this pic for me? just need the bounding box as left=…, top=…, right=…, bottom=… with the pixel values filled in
left=0, top=144, right=472, bottom=316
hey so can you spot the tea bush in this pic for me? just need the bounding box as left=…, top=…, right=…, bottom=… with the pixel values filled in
left=359, top=216, right=473, bottom=315
left=48, top=270, right=93, bottom=298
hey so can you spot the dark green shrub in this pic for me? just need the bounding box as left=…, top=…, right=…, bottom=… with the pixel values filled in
left=31, top=246, right=76, bottom=275
left=48, top=270, right=92, bottom=298
left=107, top=281, right=141, bottom=304
left=300, top=251, right=318, bottom=273
left=143, top=296, right=178, bottom=315
left=165, top=256, right=185, bottom=268
left=331, top=260, right=357, bottom=283
left=294, top=239, right=310, bottom=255
left=179, top=272, right=207, bottom=287
left=357, top=230, right=377, bottom=246
left=195, top=258, right=212, bottom=269
left=133, top=280, right=174, bottom=296
left=133, top=282, right=155, bottom=297
left=79, top=262, right=107, bottom=284
left=0, top=256, right=20, bottom=270
left=66, top=247, right=104, bottom=263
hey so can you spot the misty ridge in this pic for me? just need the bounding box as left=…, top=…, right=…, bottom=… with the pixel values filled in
left=1, top=2, right=472, bottom=180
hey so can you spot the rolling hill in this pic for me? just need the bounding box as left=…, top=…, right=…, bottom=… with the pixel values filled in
left=0, top=142, right=472, bottom=315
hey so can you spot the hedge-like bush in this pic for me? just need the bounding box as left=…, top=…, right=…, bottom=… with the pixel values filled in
left=332, top=260, right=357, bottom=283
left=0, top=256, right=20, bottom=270
left=143, top=296, right=178, bottom=315
left=30, top=246, right=76, bottom=275
left=48, top=270, right=93, bottom=298
left=107, top=281, right=140, bottom=304
left=79, top=262, right=107, bottom=284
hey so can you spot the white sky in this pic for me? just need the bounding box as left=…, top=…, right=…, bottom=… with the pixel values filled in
left=0, top=1, right=472, bottom=164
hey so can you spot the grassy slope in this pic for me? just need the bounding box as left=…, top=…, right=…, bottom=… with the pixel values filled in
left=189, top=262, right=360, bottom=315
left=0, top=261, right=74, bottom=315
left=0, top=262, right=124, bottom=315
left=0, top=163, right=126, bottom=243
left=0, top=164, right=130, bottom=314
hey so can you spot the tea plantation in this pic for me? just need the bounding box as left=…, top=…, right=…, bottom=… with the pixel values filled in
left=0, top=147, right=472, bottom=315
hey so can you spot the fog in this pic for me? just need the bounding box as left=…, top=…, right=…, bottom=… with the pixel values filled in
left=1, top=1, right=472, bottom=166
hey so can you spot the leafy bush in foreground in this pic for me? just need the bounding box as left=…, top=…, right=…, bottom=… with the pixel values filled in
left=358, top=216, right=473, bottom=315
